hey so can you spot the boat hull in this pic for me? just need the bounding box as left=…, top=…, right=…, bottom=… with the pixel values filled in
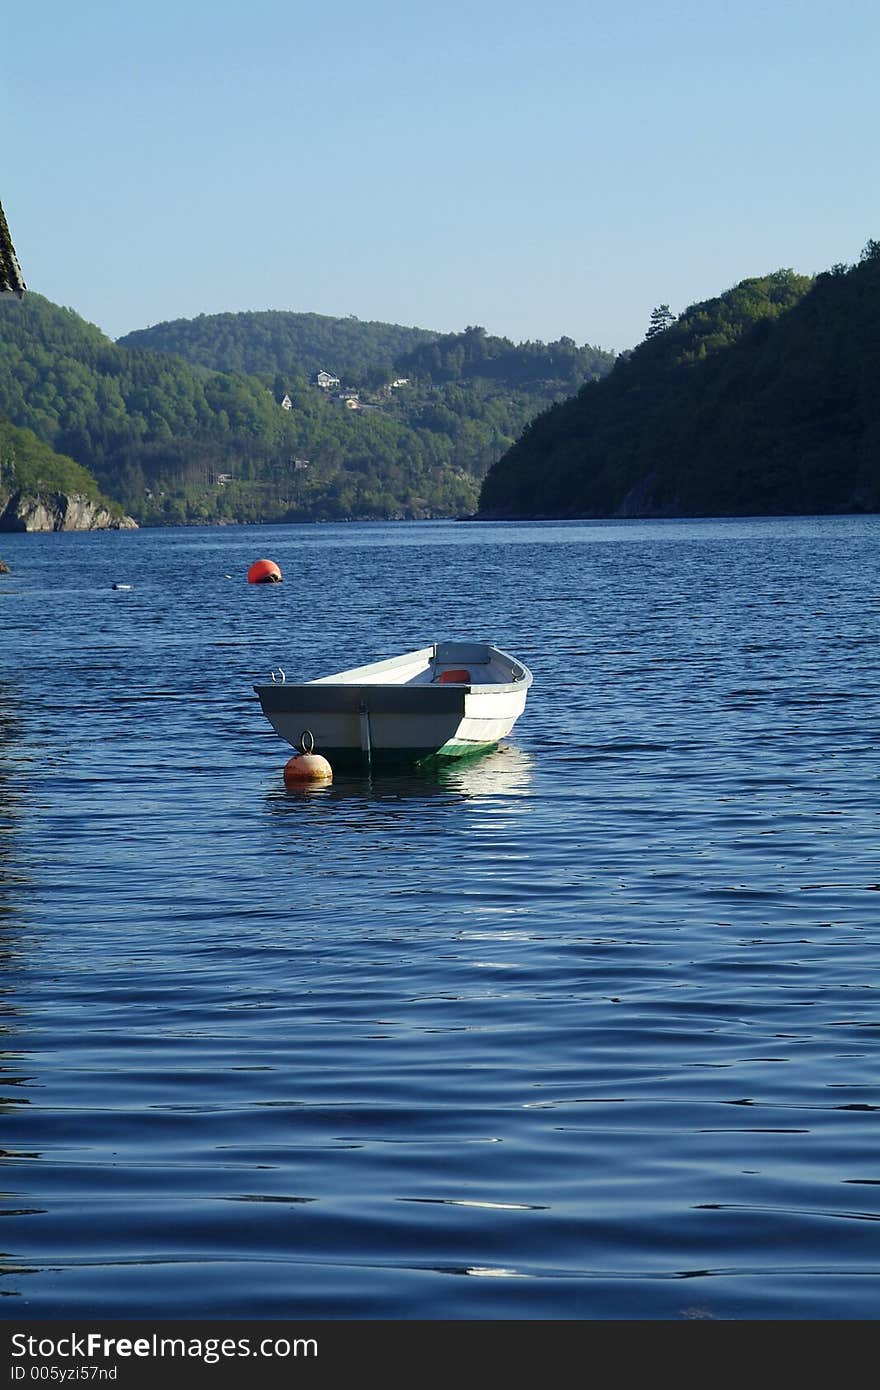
left=254, top=642, right=531, bottom=770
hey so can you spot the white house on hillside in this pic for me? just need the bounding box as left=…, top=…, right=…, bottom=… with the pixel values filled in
left=315, top=371, right=340, bottom=389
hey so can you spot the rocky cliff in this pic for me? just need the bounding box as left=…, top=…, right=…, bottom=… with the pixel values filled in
left=0, top=491, right=138, bottom=532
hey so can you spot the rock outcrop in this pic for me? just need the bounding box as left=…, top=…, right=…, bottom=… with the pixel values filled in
left=0, top=491, right=138, bottom=532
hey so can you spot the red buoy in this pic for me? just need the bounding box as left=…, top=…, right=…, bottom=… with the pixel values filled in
left=248, top=558, right=282, bottom=584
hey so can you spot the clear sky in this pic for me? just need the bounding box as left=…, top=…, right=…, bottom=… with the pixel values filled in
left=4, top=0, right=879, bottom=353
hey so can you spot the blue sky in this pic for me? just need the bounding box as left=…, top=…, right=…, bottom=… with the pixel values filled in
left=4, top=0, right=878, bottom=352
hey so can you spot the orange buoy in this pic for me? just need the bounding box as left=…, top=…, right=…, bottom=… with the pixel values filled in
left=284, top=753, right=333, bottom=785
left=248, top=558, right=282, bottom=584
left=283, top=731, right=333, bottom=786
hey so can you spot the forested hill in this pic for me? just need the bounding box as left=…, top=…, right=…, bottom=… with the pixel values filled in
left=118, top=311, right=615, bottom=393
left=0, top=413, right=129, bottom=523
left=394, top=326, right=614, bottom=390
left=478, top=245, right=880, bottom=519
left=0, top=295, right=614, bottom=525
left=117, top=310, right=437, bottom=384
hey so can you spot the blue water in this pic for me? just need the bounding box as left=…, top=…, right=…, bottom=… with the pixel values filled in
left=0, top=516, right=878, bottom=1320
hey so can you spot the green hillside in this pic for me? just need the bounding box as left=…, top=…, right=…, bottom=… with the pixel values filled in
left=0, top=295, right=614, bottom=525
left=120, top=310, right=615, bottom=394
left=118, top=309, right=437, bottom=384
left=478, top=245, right=880, bottom=519
left=0, top=414, right=106, bottom=501
left=0, top=412, right=129, bottom=528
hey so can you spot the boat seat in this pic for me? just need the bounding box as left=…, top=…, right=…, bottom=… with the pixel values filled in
left=437, top=668, right=471, bottom=684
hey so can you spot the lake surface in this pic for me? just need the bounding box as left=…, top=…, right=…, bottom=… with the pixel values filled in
left=0, top=515, right=878, bottom=1320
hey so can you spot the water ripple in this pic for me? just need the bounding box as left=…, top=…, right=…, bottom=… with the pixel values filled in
left=1, top=517, right=880, bottom=1317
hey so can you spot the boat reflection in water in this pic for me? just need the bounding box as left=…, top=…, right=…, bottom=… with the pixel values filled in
left=266, top=743, right=535, bottom=810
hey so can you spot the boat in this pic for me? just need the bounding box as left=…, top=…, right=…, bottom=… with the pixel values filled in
left=253, top=640, right=532, bottom=770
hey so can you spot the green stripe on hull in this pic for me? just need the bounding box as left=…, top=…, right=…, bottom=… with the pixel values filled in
left=303, top=740, right=501, bottom=772
left=422, top=739, right=501, bottom=765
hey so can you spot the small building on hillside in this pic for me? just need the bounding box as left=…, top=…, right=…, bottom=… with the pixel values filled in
left=315, top=371, right=340, bottom=390
left=280, top=394, right=292, bottom=410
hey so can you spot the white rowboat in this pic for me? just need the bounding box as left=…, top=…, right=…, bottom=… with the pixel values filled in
left=254, top=640, right=532, bottom=770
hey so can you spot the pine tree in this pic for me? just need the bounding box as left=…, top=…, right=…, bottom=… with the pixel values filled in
left=646, top=304, right=675, bottom=338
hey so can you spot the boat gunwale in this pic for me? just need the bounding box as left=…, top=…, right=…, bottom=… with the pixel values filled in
left=253, top=642, right=533, bottom=701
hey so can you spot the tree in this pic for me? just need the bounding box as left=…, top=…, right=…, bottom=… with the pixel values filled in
left=646, top=304, right=675, bottom=338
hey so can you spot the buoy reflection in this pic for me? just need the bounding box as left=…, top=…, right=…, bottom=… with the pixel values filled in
left=274, top=745, right=534, bottom=804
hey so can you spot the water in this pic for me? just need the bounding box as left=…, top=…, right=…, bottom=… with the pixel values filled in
left=0, top=516, right=878, bottom=1320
